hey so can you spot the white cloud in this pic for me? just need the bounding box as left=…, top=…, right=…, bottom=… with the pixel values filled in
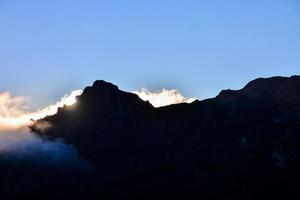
left=133, top=88, right=197, bottom=108
left=0, top=90, right=82, bottom=130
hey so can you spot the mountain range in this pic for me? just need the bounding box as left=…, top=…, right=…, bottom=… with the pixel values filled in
left=2, top=76, right=300, bottom=199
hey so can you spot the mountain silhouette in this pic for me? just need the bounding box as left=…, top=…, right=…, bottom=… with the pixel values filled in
left=2, top=76, right=300, bottom=199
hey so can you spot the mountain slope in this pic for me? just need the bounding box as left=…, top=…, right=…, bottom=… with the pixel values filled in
left=28, top=75, right=300, bottom=199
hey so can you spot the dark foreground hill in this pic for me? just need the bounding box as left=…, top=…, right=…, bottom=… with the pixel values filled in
left=2, top=76, right=300, bottom=199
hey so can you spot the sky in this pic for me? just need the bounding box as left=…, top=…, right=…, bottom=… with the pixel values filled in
left=0, top=0, right=300, bottom=108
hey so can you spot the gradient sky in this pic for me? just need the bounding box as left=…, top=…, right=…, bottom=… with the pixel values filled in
left=0, top=0, right=300, bottom=107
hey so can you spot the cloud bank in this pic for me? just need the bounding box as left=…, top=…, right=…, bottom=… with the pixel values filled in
left=0, top=90, right=82, bottom=130
left=0, top=90, right=89, bottom=169
left=133, top=88, right=197, bottom=107
left=0, top=127, right=91, bottom=169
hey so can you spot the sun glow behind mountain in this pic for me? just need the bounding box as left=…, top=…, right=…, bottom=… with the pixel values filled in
left=0, top=90, right=82, bottom=130
left=0, top=87, right=196, bottom=130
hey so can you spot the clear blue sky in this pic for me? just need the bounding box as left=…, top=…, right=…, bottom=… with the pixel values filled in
left=0, top=0, right=299, bottom=106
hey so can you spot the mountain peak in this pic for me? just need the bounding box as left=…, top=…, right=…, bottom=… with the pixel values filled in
left=217, top=75, right=300, bottom=99
left=243, top=75, right=300, bottom=90
left=92, top=80, right=119, bottom=91
left=80, top=80, right=120, bottom=101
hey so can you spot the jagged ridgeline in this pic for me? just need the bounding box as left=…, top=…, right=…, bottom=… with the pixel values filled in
left=11, top=76, right=300, bottom=199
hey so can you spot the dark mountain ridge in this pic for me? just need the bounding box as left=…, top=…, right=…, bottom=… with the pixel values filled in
left=3, top=76, right=300, bottom=199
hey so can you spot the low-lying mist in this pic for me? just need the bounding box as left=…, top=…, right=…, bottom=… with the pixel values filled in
left=0, top=126, right=92, bottom=170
